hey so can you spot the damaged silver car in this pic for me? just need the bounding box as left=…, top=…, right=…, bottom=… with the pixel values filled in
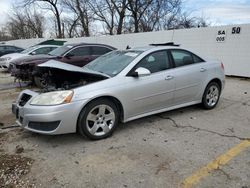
left=12, top=44, right=225, bottom=140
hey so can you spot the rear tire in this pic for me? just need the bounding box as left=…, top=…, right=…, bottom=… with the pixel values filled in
left=77, top=99, right=119, bottom=140
left=202, top=82, right=221, bottom=109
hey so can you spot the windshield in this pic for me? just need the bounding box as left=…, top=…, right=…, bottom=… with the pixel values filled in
left=83, top=50, right=143, bottom=77
left=20, top=46, right=37, bottom=54
left=48, top=45, right=74, bottom=56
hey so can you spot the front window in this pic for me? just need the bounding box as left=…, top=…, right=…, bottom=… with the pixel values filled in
left=83, top=50, right=143, bottom=77
left=134, top=50, right=170, bottom=73
left=21, top=46, right=38, bottom=54
left=48, top=45, right=74, bottom=56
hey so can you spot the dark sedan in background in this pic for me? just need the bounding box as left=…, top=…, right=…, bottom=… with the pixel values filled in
left=9, top=43, right=116, bottom=85
left=0, top=44, right=24, bottom=57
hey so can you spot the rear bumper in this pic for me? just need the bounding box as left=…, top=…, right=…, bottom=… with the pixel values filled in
left=222, top=79, right=225, bottom=90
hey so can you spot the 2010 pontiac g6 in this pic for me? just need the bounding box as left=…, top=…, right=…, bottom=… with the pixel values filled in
left=12, top=44, right=225, bottom=140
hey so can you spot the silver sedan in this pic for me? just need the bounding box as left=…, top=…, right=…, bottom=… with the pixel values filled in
left=12, top=45, right=225, bottom=140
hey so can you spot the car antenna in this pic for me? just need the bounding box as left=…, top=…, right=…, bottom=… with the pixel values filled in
left=126, top=45, right=131, bottom=49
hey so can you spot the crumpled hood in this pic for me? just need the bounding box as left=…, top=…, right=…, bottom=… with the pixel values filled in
left=38, top=60, right=110, bottom=78
left=11, top=54, right=57, bottom=65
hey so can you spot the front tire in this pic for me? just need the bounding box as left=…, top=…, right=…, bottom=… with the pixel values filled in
left=77, top=99, right=119, bottom=140
left=202, top=82, right=221, bottom=109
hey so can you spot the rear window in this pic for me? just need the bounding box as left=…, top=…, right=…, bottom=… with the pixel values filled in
left=92, top=46, right=112, bottom=55
left=67, top=46, right=91, bottom=56
left=170, top=49, right=204, bottom=67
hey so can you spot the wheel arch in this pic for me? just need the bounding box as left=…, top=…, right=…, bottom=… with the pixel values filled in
left=201, top=78, right=223, bottom=102
left=77, top=95, right=125, bottom=125
left=206, top=78, right=222, bottom=91
left=201, top=78, right=222, bottom=109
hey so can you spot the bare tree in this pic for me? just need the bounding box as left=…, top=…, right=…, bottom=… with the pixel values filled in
left=111, top=0, right=128, bottom=34
left=63, top=0, right=92, bottom=36
left=88, top=0, right=129, bottom=35
left=62, top=17, right=80, bottom=38
left=88, top=0, right=116, bottom=35
left=196, top=16, right=210, bottom=28
left=174, top=12, right=210, bottom=29
left=139, top=0, right=181, bottom=31
left=6, top=8, right=45, bottom=39
left=0, top=27, right=13, bottom=41
left=25, top=9, right=45, bottom=37
left=127, top=0, right=153, bottom=33
left=24, top=0, right=63, bottom=38
left=2, top=0, right=210, bottom=39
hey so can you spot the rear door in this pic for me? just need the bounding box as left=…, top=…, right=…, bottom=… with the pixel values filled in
left=169, top=49, right=208, bottom=105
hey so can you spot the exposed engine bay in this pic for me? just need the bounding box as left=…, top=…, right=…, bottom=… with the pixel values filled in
left=32, top=60, right=109, bottom=92
left=33, top=67, right=107, bottom=92
left=10, top=63, right=34, bottom=82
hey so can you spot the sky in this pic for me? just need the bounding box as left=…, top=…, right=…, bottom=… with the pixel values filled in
left=0, top=0, right=250, bottom=27
left=0, top=0, right=11, bottom=26
left=183, top=0, right=250, bottom=25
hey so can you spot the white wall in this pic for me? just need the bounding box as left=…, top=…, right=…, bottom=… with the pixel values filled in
left=6, top=38, right=48, bottom=48
left=5, top=24, right=250, bottom=77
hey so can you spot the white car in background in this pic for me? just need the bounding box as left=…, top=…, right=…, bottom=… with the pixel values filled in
left=0, top=45, right=59, bottom=71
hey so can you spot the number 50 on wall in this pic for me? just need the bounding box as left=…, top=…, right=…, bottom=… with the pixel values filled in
left=232, top=27, right=241, bottom=34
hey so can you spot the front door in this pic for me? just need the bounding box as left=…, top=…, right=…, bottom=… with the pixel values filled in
left=124, top=50, right=175, bottom=118
left=63, top=46, right=92, bottom=67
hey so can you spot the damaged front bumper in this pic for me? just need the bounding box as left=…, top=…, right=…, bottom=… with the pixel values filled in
left=12, top=89, right=88, bottom=135
left=0, top=59, right=9, bottom=70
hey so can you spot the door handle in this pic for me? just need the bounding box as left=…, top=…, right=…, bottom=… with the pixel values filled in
left=165, top=75, right=174, bottom=80
left=200, top=68, right=207, bottom=72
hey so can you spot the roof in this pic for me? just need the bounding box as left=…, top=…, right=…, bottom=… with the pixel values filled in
left=132, top=45, right=181, bottom=52
left=0, top=44, right=22, bottom=47
left=32, top=44, right=60, bottom=48
left=36, top=39, right=67, bottom=46
left=65, top=43, right=117, bottom=50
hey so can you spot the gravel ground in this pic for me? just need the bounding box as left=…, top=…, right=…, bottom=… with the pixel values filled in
left=0, top=71, right=249, bottom=188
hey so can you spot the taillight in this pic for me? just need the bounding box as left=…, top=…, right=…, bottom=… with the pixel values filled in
left=221, top=62, right=224, bottom=71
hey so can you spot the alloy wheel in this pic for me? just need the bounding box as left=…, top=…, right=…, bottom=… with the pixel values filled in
left=206, top=85, right=219, bottom=107
left=86, top=104, right=115, bottom=136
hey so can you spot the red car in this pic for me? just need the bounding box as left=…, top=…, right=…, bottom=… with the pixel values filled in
left=9, top=43, right=116, bottom=84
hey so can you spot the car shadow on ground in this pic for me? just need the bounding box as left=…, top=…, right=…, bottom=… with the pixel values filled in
left=115, top=104, right=203, bottom=132
left=17, top=104, right=203, bottom=144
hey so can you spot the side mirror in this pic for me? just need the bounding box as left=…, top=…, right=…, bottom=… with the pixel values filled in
left=132, top=67, right=151, bottom=77
left=30, top=51, right=37, bottom=55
